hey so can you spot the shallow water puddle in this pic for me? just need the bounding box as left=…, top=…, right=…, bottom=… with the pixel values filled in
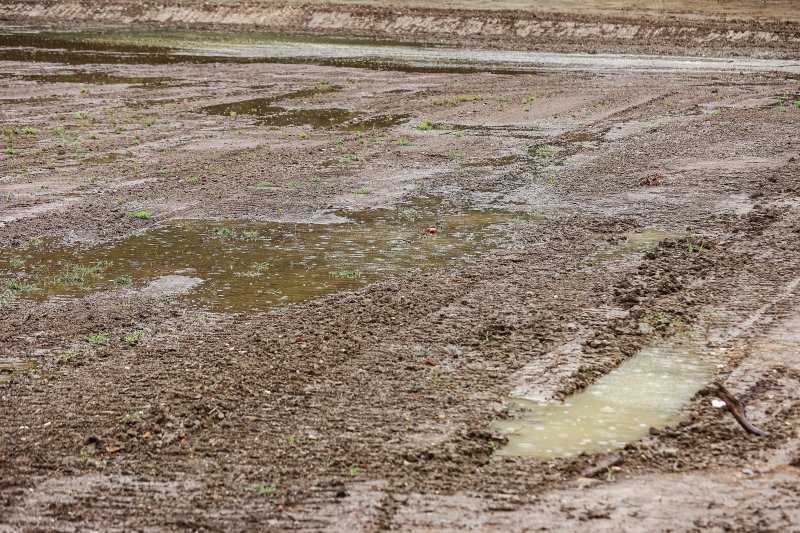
left=3, top=70, right=174, bottom=86
left=493, top=340, right=715, bottom=458
left=0, top=198, right=512, bottom=312
left=0, top=358, right=39, bottom=382
left=4, top=28, right=799, bottom=74
left=585, top=229, right=686, bottom=267
left=198, top=84, right=366, bottom=128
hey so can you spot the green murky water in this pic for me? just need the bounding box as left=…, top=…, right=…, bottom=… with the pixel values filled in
left=493, top=340, right=715, bottom=458
left=0, top=198, right=512, bottom=312
left=198, top=84, right=372, bottom=128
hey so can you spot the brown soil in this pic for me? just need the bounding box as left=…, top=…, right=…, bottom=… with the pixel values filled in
left=1, top=5, right=800, bottom=531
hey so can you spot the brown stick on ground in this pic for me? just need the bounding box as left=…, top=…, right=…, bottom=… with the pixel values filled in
left=713, top=383, right=770, bottom=437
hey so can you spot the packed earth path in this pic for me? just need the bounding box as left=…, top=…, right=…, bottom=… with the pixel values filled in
left=1, top=2, right=800, bottom=531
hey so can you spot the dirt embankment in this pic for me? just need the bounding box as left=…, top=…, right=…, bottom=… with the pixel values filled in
left=1, top=0, right=800, bottom=57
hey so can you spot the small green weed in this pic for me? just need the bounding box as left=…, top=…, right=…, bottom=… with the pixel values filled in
left=395, top=138, right=411, bottom=146
left=254, top=484, right=278, bottom=495
left=124, top=330, right=145, bottom=346
left=5, top=281, right=36, bottom=292
left=59, top=346, right=80, bottom=362
left=536, top=145, right=556, bottom=163
left=133, top=211, right=152, bottom=220
left=211, top=226, right=232, bottom=236
left=417, top=119, right=433, bottom=131
left=85, top=332, right=109, bottom=345
left=338, top=153, right=359, bottom=163
left=121, top=411, right=142, bottom=423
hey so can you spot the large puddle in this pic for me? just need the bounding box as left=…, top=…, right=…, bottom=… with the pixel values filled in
left=197, top=84, right=398, bottom=129
left=493, top=340, right=715, bottom=458
left=0, top=198, right=512, bottom=312
left=2, top=27, right=799, bottom=74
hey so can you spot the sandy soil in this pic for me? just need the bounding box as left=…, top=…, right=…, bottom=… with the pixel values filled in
left=1, top=5, right=800, bottom=531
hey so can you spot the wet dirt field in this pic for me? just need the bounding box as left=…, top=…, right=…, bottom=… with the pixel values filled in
left=1, top=13, right=800, bottom=532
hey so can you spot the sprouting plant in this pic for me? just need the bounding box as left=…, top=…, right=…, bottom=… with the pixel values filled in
left=140, top=118, right=155, bottom=126
left=251, top=262, right=268, bottom=272
left=242, top=230, right=258, bottom=239
left=257, top=180, right=272, bottom=187
left=2, top=192, right=12, bottom=201
left=254, top=484, right=278, bottom=495
left=395, top=138, right=411, bottom=146
left=9, top=257, right=24, bottom=268
left=23, top=126, right=36, bottom=135
left=124, top=330, right=145, bottom=346
left=454, top=131, right=464, bottom=138
left=211, top=226, right=232, bottom=236
left=522, top=95, right=538, bottom=104
left=429, top=367, right=443, bottom=386
left=284, top=181, right=300, bottom=189
left=687, top=241, right=705, bottom=255
left=73, top=112, right=89, bottom=120
left=711, top=108, right=721, bottom=116
left=59, top=346, right=80, bottom=362
left=417, top=119, right=433, bottom=131
left=338, top=153, right=359, bottom=163
left=794, top=100, right=800, bottom=109
left=4, top=147, right=16, bottom=156
left=355, top=188, right=372, bottom=195
left=5, top=281, right=37, bottom=292
left=0, top=291, right=19, bottom=309
left=229, top=111, right=238, bottom=118
left=536, top=145, right=556, bottom=163
left=120, top=411, right=142, bottom=423
left=85, top=332, right=109, bottom=345
left=347, top=466, right=361, bottom=477
left=53, top=126, right=65, bottom=135
left=299, top=131, right=308, bottom=140
left=133, top=211, right=152, bottom=220
left=489, top=439, right=497, bottom=452
left=606, top=466, right=615, bottom=481
left=114, top=276, right=132, bottom=286
left=529, top=208, right=547, bottom=220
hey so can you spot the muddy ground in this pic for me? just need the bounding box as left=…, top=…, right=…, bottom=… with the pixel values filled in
left=1, top=6, right=800, bottom=532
